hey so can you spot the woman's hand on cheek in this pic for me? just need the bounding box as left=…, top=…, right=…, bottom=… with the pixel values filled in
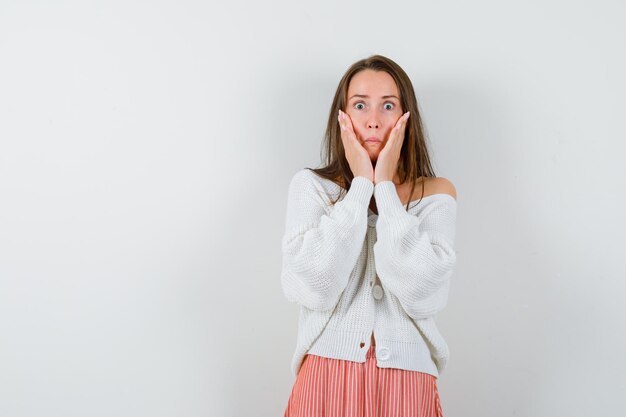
left=338, top=109, right=374, bottom=182
left=374, top=112, right=410, bottom=185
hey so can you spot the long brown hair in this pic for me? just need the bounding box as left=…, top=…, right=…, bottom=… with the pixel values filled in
left=307, top=54, right=436, bottom=210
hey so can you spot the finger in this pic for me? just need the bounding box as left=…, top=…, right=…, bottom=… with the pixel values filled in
left=341, top=111, right=356, bottom=132
left=394, top=112, right=409, bottom=129
left=387, top=121, right=402, bottom=141
left=396, top=112, right=410, bottom=133
left=386, top=115, right=408, bottom=148
left=338, top=114, right=360, bottom=154
left=401, top=112, right=410, bottom=134
left=339, top=113, right=350, bottom=137
left=399, top=113, right=409, bottom=133
left=340, top=112, right=359, bottom=143
left=339, top=113, right=351, bottom=136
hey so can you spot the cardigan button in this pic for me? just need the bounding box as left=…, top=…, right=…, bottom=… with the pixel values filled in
left=377, top=347, right=390, bottom=360
left=372, top=284, right=383, bottom=300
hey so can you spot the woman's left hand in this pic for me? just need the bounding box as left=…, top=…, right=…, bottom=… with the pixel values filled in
left=374, top=112, right=410, bottom=184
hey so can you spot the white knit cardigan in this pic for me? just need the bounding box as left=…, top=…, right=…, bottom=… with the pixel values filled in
left=280, top=168, right=457, bottom=378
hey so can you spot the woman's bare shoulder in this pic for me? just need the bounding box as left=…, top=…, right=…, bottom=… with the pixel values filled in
left=417, top=177, right=457, bottom=200
left=431, top=177, right=457, bottom=200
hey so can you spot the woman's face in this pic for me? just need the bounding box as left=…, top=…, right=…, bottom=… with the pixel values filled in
left=345, top=69, right=403, bottom=161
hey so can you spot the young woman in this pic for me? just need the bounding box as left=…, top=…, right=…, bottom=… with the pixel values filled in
left=281, top=55, right=458, bottom=417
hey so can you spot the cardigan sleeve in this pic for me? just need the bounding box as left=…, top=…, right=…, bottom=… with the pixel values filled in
left=373, top=180, right=457, bottom=320
left=280, top=169, right=374, bottom=311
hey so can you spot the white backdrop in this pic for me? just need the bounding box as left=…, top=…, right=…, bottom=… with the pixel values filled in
left=1, top=1, right=625, bottom=416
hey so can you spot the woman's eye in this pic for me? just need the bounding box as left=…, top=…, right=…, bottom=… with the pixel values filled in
left=354, top=102, right=365, bottom=110
left=384, top=102, right=394, bottom=110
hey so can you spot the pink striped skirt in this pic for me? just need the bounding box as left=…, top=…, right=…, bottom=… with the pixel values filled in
left=283, top=344, right=444, bottom=417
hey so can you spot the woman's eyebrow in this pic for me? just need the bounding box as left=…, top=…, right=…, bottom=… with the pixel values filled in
left=349, top=94, right=400, bottom=100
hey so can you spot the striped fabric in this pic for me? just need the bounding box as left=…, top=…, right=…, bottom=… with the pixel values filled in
left=283, top=345, right=444, bottom=417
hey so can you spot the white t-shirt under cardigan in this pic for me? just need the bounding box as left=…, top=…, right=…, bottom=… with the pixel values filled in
left=280, top=168, right=457, bottom=379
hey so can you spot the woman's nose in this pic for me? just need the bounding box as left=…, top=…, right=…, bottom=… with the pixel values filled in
left=367, top=113, right=381, bottom=128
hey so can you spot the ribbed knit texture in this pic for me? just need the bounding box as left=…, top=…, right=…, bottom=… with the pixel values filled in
left=281, top=169, right=457, bottom=379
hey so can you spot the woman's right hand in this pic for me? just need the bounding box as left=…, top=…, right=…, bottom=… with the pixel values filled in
left=338, top=109, right=374, bottom=182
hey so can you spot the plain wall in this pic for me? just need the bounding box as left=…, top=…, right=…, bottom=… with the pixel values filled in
left=1, top=0, right=625, bottom=416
